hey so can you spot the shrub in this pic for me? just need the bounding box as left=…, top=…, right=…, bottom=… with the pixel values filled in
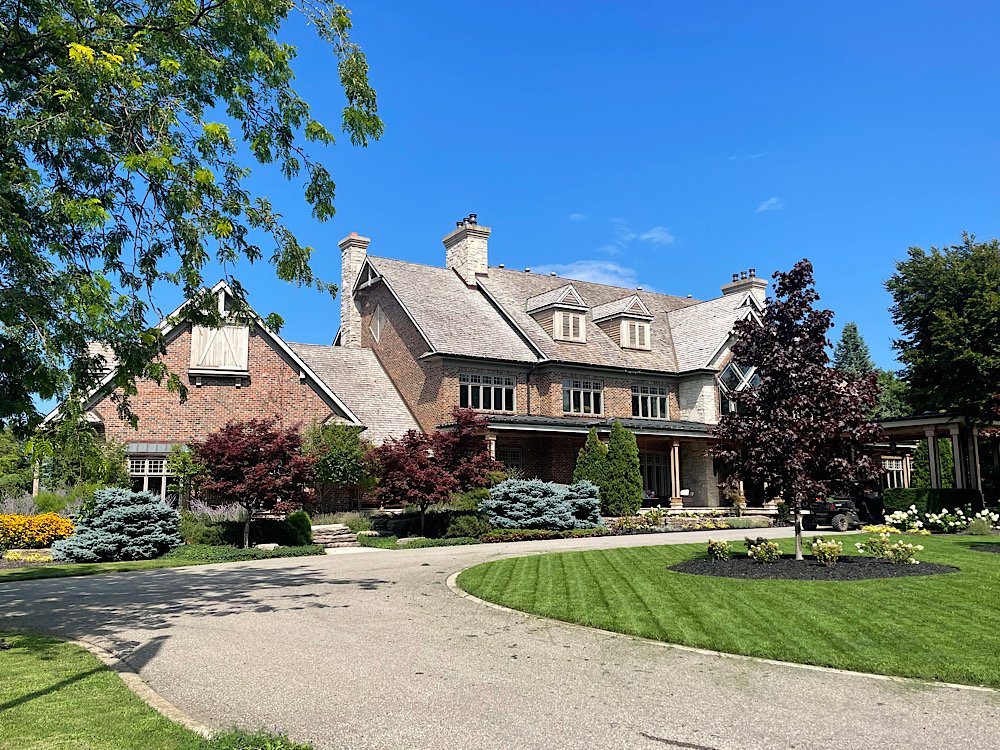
left=861, top=524, right=900, bottom=535
left=810, top=537, right=843, bottom=566
left=724, top=517, right=770, bottom=530
left=966, top=515, right=996, bottom=536
left=479, top=527, right=609, bottom=543
left=601, top=422, right=643, bottom=517
left=482, top=479, right=602, bottom=531
left=52, top=488, right=182, bottom=562
left=312, top=512, right=373, bottom=532
left=200, top=728, right=314, bottom=750
left=179, top=511, right=227, bottom=545
left=855, top=533, right=893, bottom=559
left=164, top=544, right=324, bottom=563
left=745, top=536, right=781, bottom=564
left=885, top=540, right=924, bottom=565
left=0, top=513, right=74, bottom=549
left=285, top=510, right=312, bottom=545
left=706, top=538, right=732, bottom=560
left=445, top=514, right=492, bottom=538
left=883, top=487, right=984, bottom=515
left=449, top=488, right=490, bottom=511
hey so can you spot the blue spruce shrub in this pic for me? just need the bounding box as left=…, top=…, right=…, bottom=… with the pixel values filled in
left=482, top=479, right=603, bottom=531
left=52, top=488, right=183, bottom=562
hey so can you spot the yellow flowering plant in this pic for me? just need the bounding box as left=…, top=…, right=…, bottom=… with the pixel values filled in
left=0, top=513, right=74, bottom=549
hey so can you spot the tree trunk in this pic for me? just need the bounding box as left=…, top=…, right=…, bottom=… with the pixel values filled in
left=793, top=505, right=803, bottom=561
left=243, top=513, right=251, bottom=549
left=419, top=506, right=426, bottom=535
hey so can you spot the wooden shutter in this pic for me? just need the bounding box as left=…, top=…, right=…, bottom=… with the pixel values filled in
left=190, top=325, right=249, bottom=371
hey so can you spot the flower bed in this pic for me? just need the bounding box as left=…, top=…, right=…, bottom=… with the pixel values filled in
left=670, top=555, right=958, bottom=581
left=0, top=513, right=74, bottom=549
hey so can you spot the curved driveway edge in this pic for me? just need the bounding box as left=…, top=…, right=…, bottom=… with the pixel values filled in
left=3, top=527, right=999, bottom=750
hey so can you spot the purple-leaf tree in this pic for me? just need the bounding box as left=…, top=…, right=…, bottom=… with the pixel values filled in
left=712, top=260, right=884, bottom=560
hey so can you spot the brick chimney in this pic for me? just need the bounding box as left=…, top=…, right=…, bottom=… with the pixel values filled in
left=443, top=213, right=490, bottom=285
left=721, top=268, right=767, bottom=303
left=339, top=232, right=370, bottom=348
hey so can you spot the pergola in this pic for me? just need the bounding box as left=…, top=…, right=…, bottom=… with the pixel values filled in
left=880, top=414, right=1000, bottom=493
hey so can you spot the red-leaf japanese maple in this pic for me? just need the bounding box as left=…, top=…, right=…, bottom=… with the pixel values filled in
left=713, top=260, right=883, bottom=559
left=191, top=417, right=315, bottom=547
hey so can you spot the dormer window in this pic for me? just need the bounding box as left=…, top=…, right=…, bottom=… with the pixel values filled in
left=555, top=310, right=586, bottom=342
left=592, top=295, right=653, bottom=351
left=526, top=284, right=589, bottom=344
left=622, top=320, right=650, bottom=350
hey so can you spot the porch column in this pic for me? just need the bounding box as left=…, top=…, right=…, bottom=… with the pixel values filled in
left=669, top=440, right=683, bottom=508
left=903, top=454, right=912, bottom=488
left=950, top=426, right=965, bottom=489
left=926, top=429, right=941, bottom=489
left=968, top=428, right=982, bottom=492
left=486, top=431, right=497, bottom=459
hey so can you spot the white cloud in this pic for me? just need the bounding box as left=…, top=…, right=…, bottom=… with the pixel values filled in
left=532, top=260, right=652, bottom=290
left=755, top=196, right=783, bottom=213
left=728, top=150, right=771, bottom=162
left=639, top=225, right=675, bottom=245
left=567, top=212, right=586, bottom=221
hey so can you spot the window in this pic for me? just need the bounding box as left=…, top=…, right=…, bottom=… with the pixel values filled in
left=632, top=384, right=670, bottom=419
left=497, top=447, right=523, bottom=471
left=554, top=311, right=586, bottom=342
left=460, top=372, right=516, bottom=412
left=639, top=451, right=671, bottom=499
left=129, top=456, right=171, bottom=500
left=189, top=325, right=249, bottom=373
left=563, top=378, right=603, bottom=415
left=882, top=457, right=906, bottom=489
left=719, top=362, right=760, bottom=414
left=370, top=304, right=385, bottom=343
left=622, top=320, right=651, bottom=350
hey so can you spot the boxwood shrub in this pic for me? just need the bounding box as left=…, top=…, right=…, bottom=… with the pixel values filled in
left=883, top=487, right=984, bottom=514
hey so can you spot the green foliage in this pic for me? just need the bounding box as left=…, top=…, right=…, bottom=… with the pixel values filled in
left=1, top=0, right=382, bottom=435
left=163, top=544, right=324, bottom=563
left=166, top=445, right=204, bottom=509
left=883, top=487, right=983, bottom=514
left=875, top=369, right=911, bottom=419
left=910, top=438, right=956, bottom=489
left=356, top=534, right=481, bottom=549
left=30, top=421, right=128, bottom=491
left=478, top=527, right=609, bottom=543
left=482, top=479, right=603, bottom=531
left=833, top=322, right=875, bottom=378
left=0, top=429, right=33, bottom=500
left=966, top=517, right=993, bottom=536
left=179, top=511, right=227, bottom=545
left=810, top=537, right=843, bottom=567
left=312, top=511, right=372, bottom=532
left=52, top=488, right=182, bottom=562
left=706, top=538, right=732, bottom=560
left=601, top=422, right=643, bottom=517
left=33, top=482, right=102, bottom=516
left=745, top=537, right=781, bottom=563
left=285, top=510, right=313, bottom=545
left=449, top=487, right=491, bottom=511
left=444, top=514, right=493, bottom=539
left=573, top=427, right=608, bottom=486
left=886, top=234, right=1000, bottom=424
left=305, top=423, right=374, bottom=490
left=201, top=729, right=314, bottom=750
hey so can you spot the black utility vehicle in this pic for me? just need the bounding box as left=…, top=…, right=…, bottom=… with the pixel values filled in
left=801, top=497, right=863, bottom=532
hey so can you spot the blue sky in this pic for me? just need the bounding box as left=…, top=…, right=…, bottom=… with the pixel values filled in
left=186, top=0, right=1000, bottom=369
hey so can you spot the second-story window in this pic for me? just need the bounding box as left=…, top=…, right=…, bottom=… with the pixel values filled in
left=622, top=320, right=651, bottom=350
left=719, top=362, right=760, bottom=414
left=370, top=304, right=385, bottom=343
left=563, top=378, right=603, bottom=415
left=460, top=372, right=516, bottom=412
left=631, top=384, right=669, bottom=419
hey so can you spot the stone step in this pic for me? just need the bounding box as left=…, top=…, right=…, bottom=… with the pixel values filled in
left=311, top=523, right=359, bottom=548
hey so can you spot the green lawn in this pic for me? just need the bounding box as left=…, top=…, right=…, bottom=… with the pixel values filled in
left=457, top=534, right=1000, bottom=688
left=0, top=633, right=313, bottom=750
left=0, top=544, right=326, bottom=583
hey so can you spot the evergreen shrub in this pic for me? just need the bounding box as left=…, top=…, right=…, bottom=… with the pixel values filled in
left=482, top=479, right=602, bottom=531
left=52, top=488, right=182, bottom=562
left=883, top=487, right=983, bottom=514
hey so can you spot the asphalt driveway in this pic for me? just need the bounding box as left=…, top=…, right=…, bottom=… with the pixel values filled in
left=2, top=527, right=998, bottom=750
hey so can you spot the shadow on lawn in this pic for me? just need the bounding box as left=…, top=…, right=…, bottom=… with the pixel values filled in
left=0, top=563, right=390, bottom=670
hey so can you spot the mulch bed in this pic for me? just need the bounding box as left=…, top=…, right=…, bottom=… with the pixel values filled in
left=0, top=559, right=53, bottom=570
left=971, top=544, right=1000, bottom=554
left=670, top=555, right=958, bottom=581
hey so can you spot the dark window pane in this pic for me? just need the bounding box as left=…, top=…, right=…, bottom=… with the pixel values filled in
left=505, top=390, right=514, bottom=411
left=482, top=388, right=492, bottom=410
left=594, top=393, right=602, bottom=414
left=460, top=385, right=469, bottom=408
left=632, top=395, right=640, bottom=416
left=472, top=388, right=481, bottom=409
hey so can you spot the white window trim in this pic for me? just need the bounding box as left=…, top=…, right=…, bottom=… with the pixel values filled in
left=129, top=456, right=171, bottom=500
left=562, top=378, right=603, bottom=415
left=553, top=310, right=586, bottom=342
left=370, top=303, right=385, bottom=343
left=631, top=383, right=670, bottom=419
left=621, top=320, right=651, bottom=350
left=459, top=371, right=517, bottom=413
left=719, top=362, right=759, bottom=414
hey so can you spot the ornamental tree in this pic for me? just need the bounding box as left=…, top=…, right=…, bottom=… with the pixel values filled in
left=191, top=418, right=315, bottom=547
left=304, top=423, right=374, bottom=510
left=713, top=260, right=883, bottom=559
left=369, top=408, right=499, bottom=533
left=0, top=0, right=382, bottom=435
left=886, top=234, right=1000, bottom=425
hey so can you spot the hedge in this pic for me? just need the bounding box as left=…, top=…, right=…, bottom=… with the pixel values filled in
left=179, top=513, right=313, bottom=547
left=479, top=527, right=609, bottom=543
left=883, top=487, right=984, bottom=514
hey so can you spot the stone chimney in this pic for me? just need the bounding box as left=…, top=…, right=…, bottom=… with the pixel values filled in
left=721, top=268, right=767, bottom=303
left=339, top=232, right=370, bottom=348
left=443, top=213, right=490, bottom=285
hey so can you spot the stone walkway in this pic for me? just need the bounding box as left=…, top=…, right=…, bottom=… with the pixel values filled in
left=2, top=528, right=998, bottom=750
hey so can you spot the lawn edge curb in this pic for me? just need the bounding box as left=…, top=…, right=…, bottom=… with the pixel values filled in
left=445, top=570, right=999, bottom=695
left=71, top=638, right=214, bottom=737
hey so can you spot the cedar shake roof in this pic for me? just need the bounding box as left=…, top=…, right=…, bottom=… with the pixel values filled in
left=287, top=343, right=419, bottom=443
left=365, top=256, right=539, bottom=362
left=591, top=294, right=653, bottom=322
left=479, top=267, right=695, bottom=371
left=666, top=292, right=759, bottom=370
left=524, top=284, right=587, bottom=313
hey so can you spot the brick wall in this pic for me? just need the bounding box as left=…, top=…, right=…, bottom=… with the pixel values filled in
left=92, top=324, right=335, bottom=445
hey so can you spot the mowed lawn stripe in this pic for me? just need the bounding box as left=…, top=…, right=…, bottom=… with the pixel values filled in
left=456, top=534, right=1000, bottom=687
